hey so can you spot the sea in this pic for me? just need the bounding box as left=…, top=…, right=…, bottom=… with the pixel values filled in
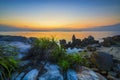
left=0, top=31, right=120, bottom=42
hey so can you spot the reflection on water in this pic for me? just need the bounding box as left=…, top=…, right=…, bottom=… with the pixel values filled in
left=0, top=31, right=120, bottom=41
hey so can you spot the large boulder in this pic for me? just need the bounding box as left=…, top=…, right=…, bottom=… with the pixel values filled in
left=67, top=66, right=106, bottom=80
left=0, top=41, right=31, bottom=59
left=9, top=42, right=31, bottom=53
left=101, top=35, right=120, bottom=47
left=112, top=35, right=120, bottom=43
left=39, top=63, right=63, bottom=80
left=91, top=52, right=113, bottom=71
left=71, top=35, right=81, bottom=48
left=97, top=46, right=120, bottom=61
left=102, top=37, right=115, bottom=47
left=9, top=41, right=31, bottom=59
left=81, top=36, right=99, bottom=47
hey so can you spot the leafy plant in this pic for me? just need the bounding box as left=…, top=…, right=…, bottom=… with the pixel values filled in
left=57, top=51, right=89, bottom=71
left=51, top=46, right=66, bottom=62
left=25, top=37, right=89, bottom=72
left=0, top=44, right=19, bottom=80
left=58, top=59, right=70, bottom=71
left=68, top=52, right=89, bottom=67
left=25, top=37, right=58, bottom=65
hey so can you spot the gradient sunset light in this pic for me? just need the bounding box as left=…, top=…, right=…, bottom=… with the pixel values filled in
left=0, top=0, right=120, bottom=30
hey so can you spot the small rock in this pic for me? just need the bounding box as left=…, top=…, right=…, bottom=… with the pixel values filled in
left=100, top=71, right=107, bottom=76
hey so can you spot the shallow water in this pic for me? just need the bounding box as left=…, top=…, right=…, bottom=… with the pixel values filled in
left=0, top=31, right=120, bottom=41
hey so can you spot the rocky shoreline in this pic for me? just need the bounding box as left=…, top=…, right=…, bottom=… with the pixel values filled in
left=0, top=35, right=120, bottom=80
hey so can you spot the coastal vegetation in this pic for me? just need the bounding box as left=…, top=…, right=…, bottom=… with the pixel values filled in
left=0, top=45, right=19, bottom=80
left=0, top=35, right=120, bottom=80
left=25, top=37, right=89, bottom=71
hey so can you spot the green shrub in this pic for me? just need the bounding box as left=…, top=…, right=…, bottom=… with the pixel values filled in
left=25, top=37, right=58, bottom=65
left=33, top=37, right=57, bottom=49
left=58, top=59, right=70, bottom=71
left=0, top=44, right=19, bottom=80
left=58, top=51, right=89, bottom=71
left=68, top=52, right=89, bottom=67
left=27, top=37, right=89, bottom=71
left=51, top=46, right=66, bottom=62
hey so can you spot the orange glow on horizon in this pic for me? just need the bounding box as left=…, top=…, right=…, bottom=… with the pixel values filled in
left=0, top=16, right=119, bottom=30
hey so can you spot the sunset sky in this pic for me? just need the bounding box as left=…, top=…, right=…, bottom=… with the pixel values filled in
left=0, top=0, right=120, bottom=30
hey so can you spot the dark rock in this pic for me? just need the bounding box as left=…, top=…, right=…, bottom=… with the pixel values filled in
left=87, top=46, right=96, bottom=51
left=81, top=35, right=99, bottom=47
left=0, top=35, right=29, bottom=43
left=91, top=52, right=113, bottom=71
left=59, top=35, right=99, bottom=48
left=113, top=64, right=120, bottom=73
left=108, top=71, right=117, bottom=77
left=88, top=35, right=94, bottom=41
left=102, top=37, right=115, bottom=47
left=72, top=34, right=76, bottom=43
left=73, top=39, right=81, bottom=48
left=107, top=75, right=120, bottom=80
left=101, top=35, right=120, bottom=47
left=112, top=35, right=120, bottom=43
left=59, top=39, right=67, bottom=48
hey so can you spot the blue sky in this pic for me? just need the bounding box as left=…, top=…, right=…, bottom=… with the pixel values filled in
left=0, top=0, right=120, bottom=29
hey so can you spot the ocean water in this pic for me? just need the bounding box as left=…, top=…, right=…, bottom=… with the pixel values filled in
left=0, top=31, right=120, bottom=41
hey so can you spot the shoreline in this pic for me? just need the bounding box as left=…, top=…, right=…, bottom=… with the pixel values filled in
left=0, top=34, right=120, bottom=80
